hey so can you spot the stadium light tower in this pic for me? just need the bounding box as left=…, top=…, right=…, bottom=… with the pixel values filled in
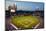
left=10, top=3, right=17, bottom=16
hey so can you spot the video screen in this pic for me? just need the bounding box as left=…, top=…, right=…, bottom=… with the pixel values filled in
left=5, top=0, right=44, bottom=31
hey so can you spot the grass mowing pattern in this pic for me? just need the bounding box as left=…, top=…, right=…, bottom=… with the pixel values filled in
left=11, top=16, right=39, bottom=29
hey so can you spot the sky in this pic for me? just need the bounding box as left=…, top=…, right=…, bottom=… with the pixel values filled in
left=5, top=0, right=44, bottom=11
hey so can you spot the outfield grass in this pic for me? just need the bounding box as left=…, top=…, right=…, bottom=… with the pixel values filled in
left=11, top=16, right=40, bottom=29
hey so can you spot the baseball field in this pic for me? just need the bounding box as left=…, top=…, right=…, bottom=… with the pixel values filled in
left=11, top=16, right=40, bottom=29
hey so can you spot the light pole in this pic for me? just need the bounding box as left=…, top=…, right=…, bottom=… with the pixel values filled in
left=10, top=3, right=17, bottom=16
